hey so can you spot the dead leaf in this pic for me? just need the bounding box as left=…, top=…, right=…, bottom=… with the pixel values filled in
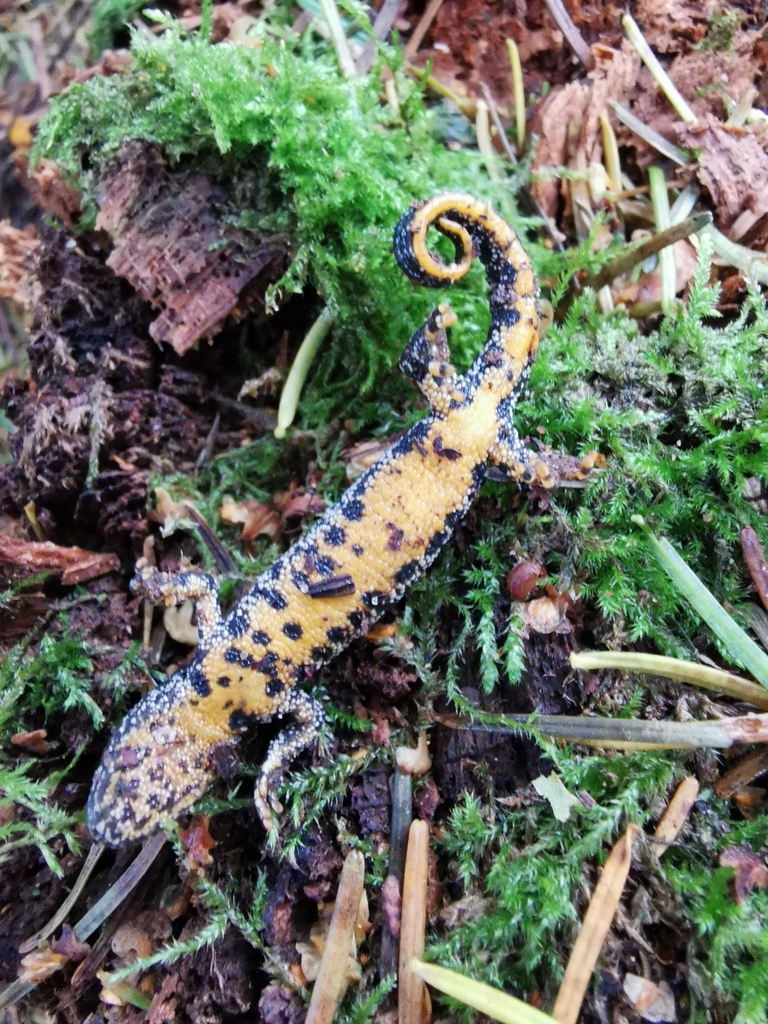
left=220, top=494, right=280, bottom=542
left=19, top=948, right=69, bottom=985
left=507, top=560, right=545, bottom=601
left=274, top=484, right=326, bottom=522
left=677, top=119, right=768, bottom=231
left=179, top=815, right=217, bottom=877
left=15, top=156, right=82, bottom=228
left=0, top=536, right=119, bottom=584
left=623, top=974, right=676, bottom=1022
left=10, top=729, right=50, bottom=754
left=50, top=924, right=90, bottom=961
left=532, top=772, right=581, bottom=822
left=0, top=220, right=39, bottom=309
left=720, top=843, right=768, bottom=903
left=518, top=595, right=572, bottom=635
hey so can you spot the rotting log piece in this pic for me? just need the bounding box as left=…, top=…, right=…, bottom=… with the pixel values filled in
left=96, top=141, right=290, bottom=356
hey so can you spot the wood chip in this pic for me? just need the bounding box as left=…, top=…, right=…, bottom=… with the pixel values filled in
left=552, top=825, right=638, bottom=1024
left=0, top=537, right=119, bottom=585
left=649, top=776, right=699, bottom=858
left=715, top=749, right=768, bottom=800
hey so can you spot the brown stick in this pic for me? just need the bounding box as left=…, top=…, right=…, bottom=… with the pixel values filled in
left=403, top=0, right=444, bottom=62
left=305, top=851, right=366, bottom=1024
left=399, top=820, right=430, bottom=1024
left=552, top=826, right=638, bottom=1024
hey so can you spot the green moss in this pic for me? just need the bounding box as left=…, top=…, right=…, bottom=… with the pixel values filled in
left=34, top=17, right=498, bottom=395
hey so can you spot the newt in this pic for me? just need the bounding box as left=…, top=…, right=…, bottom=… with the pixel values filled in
left=87, top=193, right=599, bottom=846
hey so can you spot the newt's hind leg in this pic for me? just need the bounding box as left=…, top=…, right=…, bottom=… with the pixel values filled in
left=400, top=303, right=467, bottom=414
left=489, top=398, right=605, bottom=489
left=253, top=687, right=325, bottom=831
left=131, top=560, right=223, bottom=647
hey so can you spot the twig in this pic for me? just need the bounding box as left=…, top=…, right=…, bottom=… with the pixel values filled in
left=436, top=710, right=767, bottom=750
left=195, top=411, right=220, bottom=471
left=552, top=826, right=638, bottom=1024
left=570, top=650, right=768, bottom=710
left=542, top=0, right=593, bottom=69
left=399, top=820, right=430, bottom=1024
left=702, top=225, right=768, bottom=285
left=649, top=777, right=699, bottom=857
left=305, top=850, right=366, bottom=1024
left=622, top=14, right=697, bottom=125
left=19, top=843, right=106, bottom=954
left=318, top=0, right=356, bottom=78
left=275, top=307, right=335, bottom=439
left=0, top=833, right=167, bottom=1011
left=505, top=38, right=526, bottom=151
left=480, top=83, right=517, bottom=165
left=608, top=101, right=691, bottom=166
left=403, top=0, right=444, bottom=62
left=211, top=393, right=277, bottom=430
left=380, top=768, right=413, bottom=977
left=355, top=0, right=402, bottom=75
left=585, top=213, right=711, bottom=290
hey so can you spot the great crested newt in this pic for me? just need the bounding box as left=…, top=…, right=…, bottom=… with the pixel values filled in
left=87, top=193, right=599, bottom=846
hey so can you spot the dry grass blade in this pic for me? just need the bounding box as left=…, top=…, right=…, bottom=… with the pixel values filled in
left=305, top=850, right=366, bottom=1024
left=648, top=166, right=675, bottom=313
left=570, top=650, right=768, bottom=710
left=542, top=0, right=594, bottom=70
left=399, top=820, right=430, bottom=1024
left=552, top=826, right=638, bottom=1024
left=622, top=14, right=697, bottom=125
left=608, top=101, right=691, bottom=166
left=317, top=0, right=356, bottom=78
left=650, top=777, right=699, bottom=858
left=411, top=959, right=557, bottom=1023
